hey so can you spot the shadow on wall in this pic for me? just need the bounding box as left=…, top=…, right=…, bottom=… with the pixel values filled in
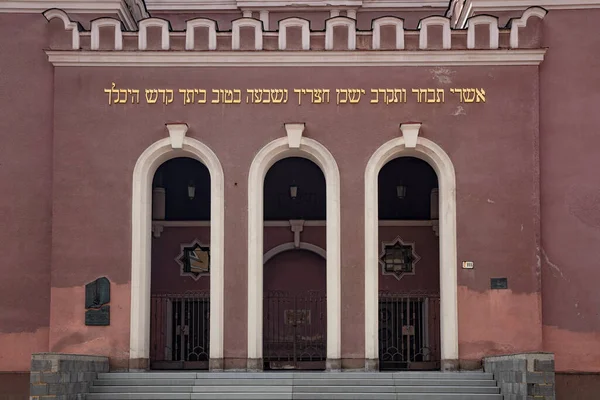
left=556, top=373, right=600, bottom=400
left=0, top=372, right=29, bottom=400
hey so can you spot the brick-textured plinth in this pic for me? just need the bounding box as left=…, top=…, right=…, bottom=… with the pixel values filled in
left=29, top=353, right=109, bottom=400
left=484, top=352, right=555, bottom=400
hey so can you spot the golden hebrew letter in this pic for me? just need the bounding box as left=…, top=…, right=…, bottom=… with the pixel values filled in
left=145, top=89, right=159, bottom=104
left=253, top=89, right=263, bottom=104
left=463, top=89, right=476, bottom=103
left=386, top=89, right=396, bottom=104
left=128, top=89, right=140, bottom=104
left=476, top=88, right=486, bottom=103
left=246, top=89, right=254, bottom=104
left=323, top=89, right=330, bottom=103
left=165, top=89, right=174, bottom=105
left=450, top=88, right=464, bottom=103
left=436, top=89, right=445, bottom=103
left=370, top=89, right=379, bottom=104
left=262, top=89, right=271, bottom=104
left=212, top=89, right=220, bottom=104
left=104, top=82, right=118, bottom=105
left=336, top=89, right=348, bottom=104
left=294, top=89, right=302, bottom=105
left=179, top=89, right=194, bottom=105
left=412, top=89, right=423, bottom=103
left=426, top=89, right=436, bottom=103
left=158, top=89, right=165, bottom=104
left=233, top=89, right=242, bottom=104
left=195, top=89, right=207, bottom=104
left=222, top=89, right=234, bottom=104
left=394, top=89, right=406, bottom=103
left=116, top=89, right=127, bottom=104
left=271, top=89, right=287, bottom=104
left=348, top=89, right=365, bottom=104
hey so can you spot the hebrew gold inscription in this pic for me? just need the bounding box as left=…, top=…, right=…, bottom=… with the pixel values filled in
left=104, top=83, right=487, bottom=106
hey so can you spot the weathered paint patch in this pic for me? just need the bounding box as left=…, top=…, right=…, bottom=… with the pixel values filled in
left=458, top=286, right=543, bottom=360
left=49, top=283, right=131, bottom=368
left=0, top=327, right=49, bottom=371
left=543, top=325, right=600, bottom=372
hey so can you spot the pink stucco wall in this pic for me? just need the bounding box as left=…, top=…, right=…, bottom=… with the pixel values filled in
left=7, top=5, right=600, bottom=375
left=539, top=9, right=600, bottom=373
left=0, top=14, right=53, bottom=372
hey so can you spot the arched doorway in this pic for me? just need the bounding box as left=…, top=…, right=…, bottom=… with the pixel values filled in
left=262, top=157, right=327, bottom=370
left=377, top=157, right=440, bottom=370
left=364, top=136, right=458, bottom=372
left=149, top=157, right=212, bottom=370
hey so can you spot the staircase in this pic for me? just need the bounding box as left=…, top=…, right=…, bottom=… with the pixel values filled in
left=88, top=371, right=501, bottom=400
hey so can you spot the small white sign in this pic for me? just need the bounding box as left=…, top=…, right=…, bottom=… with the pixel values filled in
left=462, top=261, right=474, bottom=269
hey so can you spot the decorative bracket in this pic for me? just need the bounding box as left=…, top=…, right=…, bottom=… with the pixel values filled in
left=289, top=220, right=305, bottom=248
left=400, top=122, right=421, bottom=148
left=284, top=123, right=305, bottom=149
left=166, top=123, right=188, bottom=149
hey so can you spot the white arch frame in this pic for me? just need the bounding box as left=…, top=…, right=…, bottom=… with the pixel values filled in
left=278, top=18, right=311, bottom=50
left=418, top=16, right=452, bottom=50
left=364, top=136, right=458, bottom=370
left=43, top=9, right=81, bottom=50
left=186, top=18, right=217, bottom=50
left=325, top=16, right=356, bottom=51
left=510, top=7, right=548, bottom=49
left=91, top=18, right=123, bottom=50
left=247, top=137, right=341, bottom=369
left=130, top=136, right=224, bottom=369
left=263, top=242, right=327, bottom=264
left=138, top=18, right=171, bottom=50
left=232, top=18, right=263, bottom=50
left=372, top=17, right=404, bottom=50
left=466, top=15, right=499, bottom=50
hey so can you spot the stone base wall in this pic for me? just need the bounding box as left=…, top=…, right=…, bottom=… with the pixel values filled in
left=29, top=353, right=109, bottom=400
left=483, top=352, right=555, bottom=400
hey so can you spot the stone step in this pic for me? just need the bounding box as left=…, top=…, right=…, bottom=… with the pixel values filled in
left=97, top=372, right=493, bottom=380
left=87, top=394, right=503, bottom=400
left=93, top=378, right=496, bottom=387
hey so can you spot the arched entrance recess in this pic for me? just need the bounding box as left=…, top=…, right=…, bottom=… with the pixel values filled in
left=130, top=136, right=224, bottom=370
left=248, top=136, right=341, bottom=370
left=365, top=136, right=458, bottom=371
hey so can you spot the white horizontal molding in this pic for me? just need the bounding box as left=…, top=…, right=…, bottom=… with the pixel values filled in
left=45, top=49, right=547, bottom=67
left=466, top=0, right=600, bottom=11
left=153, top=220, right=211, bottom=227
left=458, top=0, right=600, bottom=28
left=263, top=220, right=436, bottom=227
left=144, top=0, right=449, bottom=10
left=1, top=1, right=138, bottom=30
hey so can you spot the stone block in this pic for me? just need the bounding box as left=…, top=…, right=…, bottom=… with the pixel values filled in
left=31, top=360, right=52, bottom=372
left=30, top=384, right=48, bottom=396
left=526, top=371, right=554, bottom=384
left=30, top=373, right=41, bottom=384
left=535, top=360, right=555, bottom=372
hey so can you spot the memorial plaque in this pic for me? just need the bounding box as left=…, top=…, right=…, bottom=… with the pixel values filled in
left=85, top=305, right=110, bottom=326
left=85, top=277, right=110, bottom=309
left=491, top=278, right=508, bottom=290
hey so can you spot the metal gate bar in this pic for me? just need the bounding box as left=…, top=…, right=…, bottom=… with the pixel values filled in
left=378, top=292, right=440, bottom=371
left=150, top=291, right=210, bottom=370
left=263, top=290, right=326, bottom=369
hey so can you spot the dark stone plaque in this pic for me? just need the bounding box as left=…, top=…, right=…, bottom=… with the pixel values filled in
left=85, top=305, right=110, bottom=326
left=491, top=277, right=508, bottom=290
left=85, top=277, right=110, bottom=309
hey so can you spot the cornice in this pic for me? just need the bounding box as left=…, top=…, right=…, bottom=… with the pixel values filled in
left=144, top=0, right=449, bottom=11
left=458, top=0, right=600, bottom=28
left=0, top=1, right=144, bottom=30
left=45, top=49, right=547, bottom=67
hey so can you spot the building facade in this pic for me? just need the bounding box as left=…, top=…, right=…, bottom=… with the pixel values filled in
left=0, top=0, right=599, bottom=398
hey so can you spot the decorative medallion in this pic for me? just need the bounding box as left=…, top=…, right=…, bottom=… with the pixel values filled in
left=176, top=240, right=210, bottom=280
left=379, top=236, right=421, bottom=280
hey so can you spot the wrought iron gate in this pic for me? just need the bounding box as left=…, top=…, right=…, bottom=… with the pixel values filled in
left=150, top=291, right=210, bottom=370
left=263, top=290, right=326, bottom=370
left=378, top=292, right=440, bottom=370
